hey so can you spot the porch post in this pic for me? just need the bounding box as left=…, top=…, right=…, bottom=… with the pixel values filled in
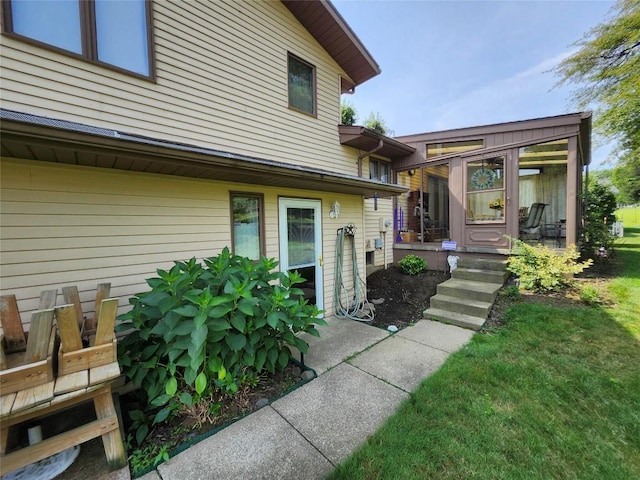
left=566, top=136, right=578, bottom=246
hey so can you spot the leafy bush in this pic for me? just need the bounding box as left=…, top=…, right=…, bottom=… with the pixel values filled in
left=507, top=238, right=593, bottom=292
left=398, top=255, right=427, bottom=275
left=502, top=284, right=521, bottom=300
left=579, top=284, right=601, bottom=306
left=117, top=248, right=324, bottom=443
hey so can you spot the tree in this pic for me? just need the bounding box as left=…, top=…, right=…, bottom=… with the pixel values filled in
left=581, top=182, right=617, bottom=260
left=554, top=0, right=640, bottom=203
left=364, top=112, right=393, bottom=136
left=611, top=157, right=640, bottom=204
left=340, top=101, right=357, bottom=125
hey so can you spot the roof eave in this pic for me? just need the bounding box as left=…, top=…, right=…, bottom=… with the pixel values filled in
left=339, top=125, right=416, bottom=158
left=0, top=109, right=406, bottom=199
left=282, top=0, right=381, bottom=88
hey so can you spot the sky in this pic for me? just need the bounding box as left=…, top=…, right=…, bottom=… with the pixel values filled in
left=332, top=0, right=617, bottom=170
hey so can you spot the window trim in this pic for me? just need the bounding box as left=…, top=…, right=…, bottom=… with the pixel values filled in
left=465, top=155, right=507, bottom=225
left=426, top=138, right=484, bottom=159
left=230, top=192, right=266, bottom=260
left=287, top=52, right=317, bottom=117
left=369, top=157, right=391, bottom=183
left=1, top=0, right=156, bottom=81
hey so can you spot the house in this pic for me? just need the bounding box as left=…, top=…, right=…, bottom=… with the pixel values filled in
left=390, top=112, right=592, bottom=269
left=0, top=0, right=410, bottom=327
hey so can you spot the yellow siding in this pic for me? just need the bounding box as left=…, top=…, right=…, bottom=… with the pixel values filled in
left=364, top=198, right=394, bottom=267
left=0, top=159, right=366, bottom=330
left=0, top=1, right=356, bottom=175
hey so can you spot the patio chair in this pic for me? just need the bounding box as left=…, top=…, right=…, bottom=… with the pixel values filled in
left=519, top=202, right=547, bottom=240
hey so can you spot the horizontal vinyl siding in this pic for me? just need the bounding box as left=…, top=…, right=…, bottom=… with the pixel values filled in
left=0, top=1, right=356, bottom=175
left=0, top=159, right=365, bottom=329
left=364, top=198, right=394, bottom=267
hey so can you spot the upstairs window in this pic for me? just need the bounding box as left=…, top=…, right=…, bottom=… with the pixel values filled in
left=288, top=53, right=316, bottom=116
left=3, top=0, right=153, bottom=78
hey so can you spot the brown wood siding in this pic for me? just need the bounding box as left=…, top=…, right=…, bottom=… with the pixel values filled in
left=0, top=1, right=357, bottom=175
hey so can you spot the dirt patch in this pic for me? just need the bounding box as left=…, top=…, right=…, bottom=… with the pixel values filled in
left=366, top=266, right=450, bottom=330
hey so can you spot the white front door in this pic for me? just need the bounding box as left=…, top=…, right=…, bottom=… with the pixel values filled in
left=278, top=198, right=323, bottom=310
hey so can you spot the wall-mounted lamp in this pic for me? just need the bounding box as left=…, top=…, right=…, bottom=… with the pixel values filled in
left=408, top=170, right=416, bottom=176
left=330, top=201, right=341, bottom=219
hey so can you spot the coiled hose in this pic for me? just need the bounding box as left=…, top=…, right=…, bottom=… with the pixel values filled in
left=333, top=224, right=374, bottom=322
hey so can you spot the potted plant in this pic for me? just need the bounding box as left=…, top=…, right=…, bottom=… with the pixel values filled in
left=488, top=198, right=504, bottom=219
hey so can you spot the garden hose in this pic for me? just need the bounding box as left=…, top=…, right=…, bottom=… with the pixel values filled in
left=333, top=224, right=375, bottom=322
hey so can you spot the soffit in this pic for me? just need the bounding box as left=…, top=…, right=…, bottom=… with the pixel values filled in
left=0, top=110, right=406, bottom=198
left=282, top=1, right=381, bottom=90
left=339, top=125, right=415, bottom=159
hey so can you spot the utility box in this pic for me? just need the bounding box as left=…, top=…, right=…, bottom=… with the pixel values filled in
left=374, top=237, right=383, bottom=249
left=379, top=218, right=391, bottom=232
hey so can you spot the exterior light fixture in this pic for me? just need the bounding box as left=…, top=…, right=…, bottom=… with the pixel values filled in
left=330, top=201, right=341, bottom=219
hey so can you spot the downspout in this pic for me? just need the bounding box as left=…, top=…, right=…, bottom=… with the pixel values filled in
left=357, top=140, right=384, bottom=177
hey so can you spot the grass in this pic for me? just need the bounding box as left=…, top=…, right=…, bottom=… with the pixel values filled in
left=616, top=206, right=640, bottom=227
left=329, top=228, right=640, bottom=480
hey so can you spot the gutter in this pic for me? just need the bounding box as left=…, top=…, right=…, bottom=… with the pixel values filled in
left=356, top=139, right=384, bottom=177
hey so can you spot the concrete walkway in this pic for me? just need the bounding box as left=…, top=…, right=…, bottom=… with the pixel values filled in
left=139, top=317, right=474, bottom=480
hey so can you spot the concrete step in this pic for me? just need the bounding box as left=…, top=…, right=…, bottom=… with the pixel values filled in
left=437, top=278, right=502, bottom=303
left=452, top=267, right=509, bottom=284
left=423, top=307, right=486, bottom=331
left=458, top=257, right=508, bottom=272
left=430, top=294, right=492, bottom=318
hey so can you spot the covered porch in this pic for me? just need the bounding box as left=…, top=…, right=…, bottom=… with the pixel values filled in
left=390, top=113, right=591, bottom=269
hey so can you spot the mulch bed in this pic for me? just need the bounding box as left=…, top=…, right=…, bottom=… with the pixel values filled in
left=366, top=266, right=450, bottom=330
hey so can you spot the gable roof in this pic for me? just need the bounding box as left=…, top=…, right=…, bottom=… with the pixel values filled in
left=282, top=0, right=380, bottom=92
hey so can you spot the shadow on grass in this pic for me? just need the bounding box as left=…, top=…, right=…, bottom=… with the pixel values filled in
left=329, top=231, right=640, bottom=480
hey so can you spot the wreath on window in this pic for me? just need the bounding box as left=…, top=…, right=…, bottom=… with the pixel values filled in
left=471, top=167, right=495, bottom=190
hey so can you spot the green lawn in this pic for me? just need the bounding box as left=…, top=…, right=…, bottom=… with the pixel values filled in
left=330, top=228, right=640, bottom=480
left=616, top=206, right=640, bottom=227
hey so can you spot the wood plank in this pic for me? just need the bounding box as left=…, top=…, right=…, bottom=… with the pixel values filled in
left=62, top=286, right=84, bottom=329
left=1, top=384, right=110, bottom=427
left=0, top=358, right=53, bottom=395
left=38, top=289, right=58, bottom=309
left=0, top=336, right=6, bottom=370
left=54, top=370, right=89, bottom=395
left=88, top=283, right=111, bottom=333
left=93, top=298, right=118, bottom=346
left=58, top=340, right=116, bottom=376
left=90, top=362, right=121, bottom=386
left=94, top=389, right=127, bottom=469
left=0, top=295, right=26, bottom=353
left=0, top=393, right=16, bottom=417
left=0, top=416, right=120, bottom=475
left=12, top=381, right=54, bottom=414
left=1, top=424, right=8, bottom=455
left=55, top=304, right=83, bottom=352
left=24, top=309, right=54, bottom=363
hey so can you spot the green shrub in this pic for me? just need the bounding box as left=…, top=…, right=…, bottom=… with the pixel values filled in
left=579, top=284, right=601, bottom=306
left=502, top=284, right=521, bottom=300
left=398, top=255, right=427, bottom=275
left=507, top=238, right=593, bottom=292
left=117, top=248, right=324, bottom=443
